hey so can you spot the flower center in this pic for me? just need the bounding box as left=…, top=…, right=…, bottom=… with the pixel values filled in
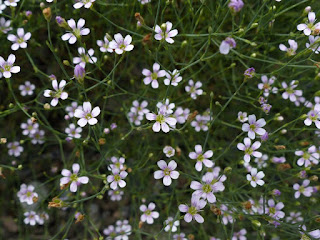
left=114, top=174, right=121, bottom=181
left=197, top=154, right=204, bottom=162
left=245, top=147, right=253, bottom=155
left=73, top=29, right=81, bottom=38
left=249, top=124, right=256, bottom=131
left=303, top=152, right=311, bottom=160
left=187, top=206, right=197, bottom=215
left=202, top=184, right=212, bottom=193
left=151, top=72, right=158, bottom=80
left=26, top=191, right=32, bottom=197
left=145, top=209, right=151, bottom=216
left=156, top=114, right=165, bottom=124
left=85, top=113, right=93, bottom=120
left=70, top=173, right=78, bottom=182
left=269, top=207, right=276, bottom=215
left=163, top=168, right=170, bottom=176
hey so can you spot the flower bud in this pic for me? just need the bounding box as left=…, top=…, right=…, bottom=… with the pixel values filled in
left=56, top=16, right=68, bottom=29
left=74, top=64, right=85, bottom=84
left=42, top=7, right=52, bottom=21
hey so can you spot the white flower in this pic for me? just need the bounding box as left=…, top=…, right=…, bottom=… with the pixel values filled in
left=65, top=123, right=82, bottom=139
left=61, top=18, right=90, bottom=44
left=19, top=81, right=35, bottom=96
left=73, top=47, right=97, bottom=68
left=154, top=160, right=179, bottom=186
left=238, top=111, right=248, bottom=123
left=74, top=102, right=101, bottom=127
left=164, top=217, right=179, bottom=232
left=21, top=119, right=39, bottom=136
left=60, top=163, right=89, bottom=192
left=189, top=145, right=214, bottom=171
left=297, top=12, right=320, bottom=36
left=142, top=63, right=166, bottom=89
left=304, top=104, right=320, bottom=129
left=164, top=69, right=182, bottom=86
left=179, top=197, right=206, bottom=223
left=293, top=180, right=313, bottom=198
left=4, top=0, right=20, bottom=7
left=156, top=99, right=175, bottom=114
left=241, top=114, right=266, bottom=139
left=279, top=39, right=298, bottom=56
left=43, top=79, right=68, bottom=107
left=163, top=145, right=175, bottom=157
left=219, top=37, right=236, bottom=55
left=306, top=36, right=320, bottom=54
left=17, top=184, right=38, bottom=205
left=185, top=80, right=203, bottom=99
left=7, top=141, right=23, bottom=157
left=237, top=137, right=262, bottom=162
left=138, top=0, right=151, bottom=4
left=0, top=17, right=12, bottom=33
left=295, top=145, right=319, bottom=167
left=246, top=168, right=265, bottom=187
left=73, top=0, right=95, bottom=9
left=140, top=202, right=159, bottom=224
left=146, top=107, right=177, bottom=133
left=107, top=168, right=128, bottom=190
left=7, top=28, right=31, bottom=51
left=109, top=33, right=134, bottom=54
left=0, top=54, right=20, bottom=78
left=257, top=75, right=278, bottom=97
left=24, top=211, right=38, bottom=226
left=281, top=81, right=303, bottom=102
left=97, top=35, right=113, bottom=53
left=154, top=21, right=178, bottom=44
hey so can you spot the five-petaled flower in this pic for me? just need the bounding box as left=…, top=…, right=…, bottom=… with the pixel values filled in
left=44, top=79, right=68, bottom=107
left=154, top=160, right=179, bottom=186
left=154, top=21, right=178, bottom=44
left=74, top=101, right=101, bottom=127
left=61, top=18, right=90, bottom=44
left=60, top=163, right=89, bottom=192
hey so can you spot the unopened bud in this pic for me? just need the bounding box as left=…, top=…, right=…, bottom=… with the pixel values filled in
left=74, top=64, right=85, bottom=84
left=44, top=103, right=50, bottom=110
left=42, top=7, right=52, bottom=21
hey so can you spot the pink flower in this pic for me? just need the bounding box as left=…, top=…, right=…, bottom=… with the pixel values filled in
left=43, top=79, right=68, bottom=107
left=61, top=18, right=90, bottom=44
left=7, top=28, right=31, bottom=51
left=279, top=39, right=298, bottom=56
left=146, top=107, right=177, bottom=133
left=109, top=33, right=134, bottom=54
left=154, top=21, right=178, bottom=44
left=107, top=168, right=128, bottom=190
left=0, top=54, right=20, bottom=78
left=140, top=202, right=159, bottom=224
left=246, top=168, right=265, bottom=187
left=154, top=160, right=179, bottom=186
left=189, top=145, right=214, bottom=171
left=60, top=163, right=89, bottom=192
left=74, top=102, right=101, bottom=127
left=241, top=114, right=266, bottom=139
left=293, top=180, right=313, bottom=198
left=142, top=63, right=166, bottom=89
left=237, top=137, right=262, bottom=162
left=179, top=197, right=206, bottom=223
left=297, top=12, right=320, bottom=36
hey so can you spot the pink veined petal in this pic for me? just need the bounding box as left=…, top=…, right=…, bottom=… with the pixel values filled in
left=7, top=54, right=16, bottom=65
left=67, top=19, right=76, bottom=29
left=165, top=117, right=177, bottom=126
left=252, top=151, right=262, bottom=158
left=77, top=18, right=85, bottom=29
left=304, top=118, right=312, bottom=126
left=61, top=33, right=72, bottom=41
left=195, top=144, right=202, bottom=153
left=151, top=211, right=159, bottom=218
left=7, top=34, right=17, bottom=42
left=118, top=180, right=126, bottom=188
left=77, top=118, right=88, bottom=127
left=148, top=202, right=156, bottom=210
left=308, top=12, right=316, bottom=23
left=80, top=28, right=90, bottom=36
left=78, top=176, right=89, bottom=184
left=60, top=92, right=68, bottom=100
left=140, top=204, right=147, bottom=212
left=50, top=98, right=59, bottom=107
left=69, top=36, right=77, bottom=44
left=114, top=33, right=123, bottom=43
left=154, top=170, right=164, bottom=179
left=124, top=35, right=132, bottom=45
left=168, top=160, right=177, bottom=170
left=10, top=66, right=20, bottom=73
left=206, top=192, right=216, bottom=203
left=59, top=79, right=66, bottom=89
left=256, top=171, right=265, bottom=178
left=237, top=143, right=245, bottom=151
left=203, top=150, right=213, bottom=158
left=24, top=32, right=31, bottom=41
left=157, top=160, right=167, bottom=169
left=60, top=176, right=70, bottom=185
left=70, top=181, right=78, bottom=192
left=250, top=181, right=257, bottom=187
left=243, top=137, right=251, bottom=146
left=179, top=204, right=188, bottom=212
left=304, top=28, right=311, bottom=36
left=146, top=112, right=156, bottom=120
left=153, top=63, right=160, bottom=72
left=72, top=163, right=80, bottom=173
left=73, top=2, right=83, bottom=9
left=256, top=119, right=266, bottom=127
left=190, top=181, right=202, bottom=190
left=151, top=80, right=159, bottom=88
left=125, top=45, right=134, bottom=51
left=91, top=106, right=101, bottom=117
left=168, top=29, right=178, bottom=38
left=248, top=130, right=255, bottom=139
left=184, top=213, right=193, bottom=222
left=152, top=122, right=161, bottom=132
left=88, top=118, right=98, bottom=125
left=297, top=23, right=307, bottom=31
left=242, top=123, right=250, bottom=131
left=170, top=170, right=179, bottom=179
left=244, top=154, right=251, bottom=162
left=142, top=69, right=151, bottom=77
left=251, top=141, right=261, bottom=150
left=61, top=169, right=71, bottom=176
left=219, top=41, right=230, bottom=55
left=195, top=161, right=202, bottom=171
left=203, top=159, right=214, bottom=168
left=194, top=214, right=204, bottom=223
left=161, top=122, right=170, bottom=132
left=83, top=102, right=92, bottom=112
left=163, top=175, right=172, bottom=186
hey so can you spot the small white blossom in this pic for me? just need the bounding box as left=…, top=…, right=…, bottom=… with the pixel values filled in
left=154, top=21, right=178, bottom=44
left=43, top=79, right=68, bottom=107
left=185, top=80, right=203, bottom=99
left=140, top=202, right=159, bottom=224
left=0, top=54, right=20, bottom=78
left=7, top=28, right=31, bottom=51
left=73, top=0, right=95, bottom=9
left=19, top=81, right=35, bottom=96
left=154, top=160, right=179, bottom=186
left=74, top=102, right=101, bottom=127
left=246, top=168, right=265, bottom=187
left=60, top=163, right=89, bottom=192
left=61, top=18, right=90, bottom=44
left=109, top=33, right=134, bottom=54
